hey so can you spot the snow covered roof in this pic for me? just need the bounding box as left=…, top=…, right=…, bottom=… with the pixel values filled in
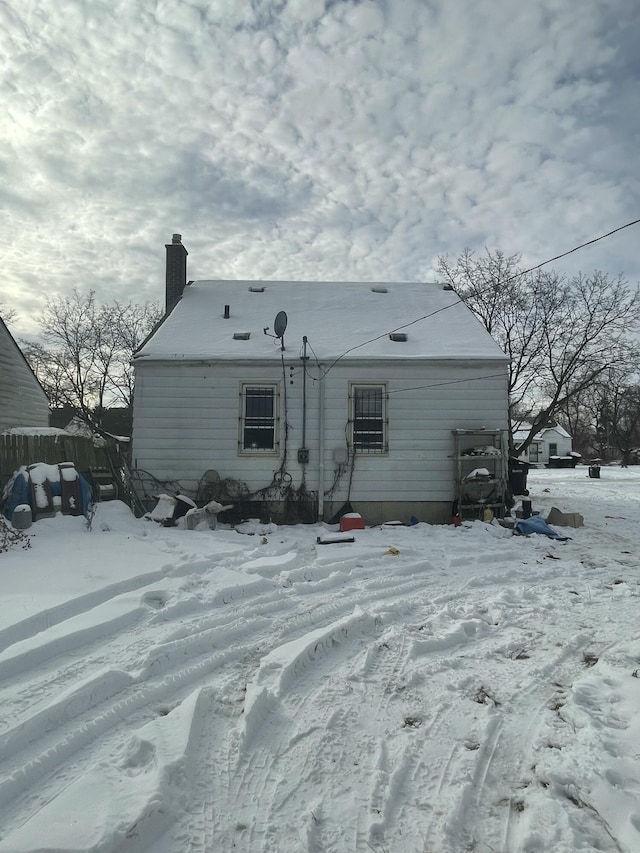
left=135, top=281, right=508, bottom=363
left=541, top=424, right=571, bottom=439
left=513, top=430, right=535, bottom=443
left=513, top=423, right=572, bottom=442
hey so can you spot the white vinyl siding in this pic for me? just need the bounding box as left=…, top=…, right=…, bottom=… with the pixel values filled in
left=0, top=320, right=49, bottom=430
left=132, top=360, right=508, bottom=508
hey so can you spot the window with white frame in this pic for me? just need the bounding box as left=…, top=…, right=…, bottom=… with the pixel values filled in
left=350, top=384, right=387, bottom=452
left=240, top=384, right=279, bottom=453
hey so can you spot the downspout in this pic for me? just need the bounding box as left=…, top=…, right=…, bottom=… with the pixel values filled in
left=318, top=367, right=325, bottom=522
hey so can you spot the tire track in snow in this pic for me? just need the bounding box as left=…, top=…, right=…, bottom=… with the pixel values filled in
left=0, top=559, right=422, bottom=778
left=8, top=528, right=560, bottom=850
left=0, top=537, right=258, bottom=656
left=0, top=641, right=256, bottom=834
left=0, top=573, right=279, bottom=746
left=6, top=548, right=431, bottom=734
left=0, top=547, right=439, bottom=846
left=220, top=608, right=381, bottom=852
left=0, top=578, right=293, bottom=840
left=445, top=628, right=600, bottom=853
left=328, top=565, right=618, bottom=852
left=6, top=516, right=634, bottom=852
left=160, top=598, right=409, bottom=852
left=360, top=612, right=487, bottom=852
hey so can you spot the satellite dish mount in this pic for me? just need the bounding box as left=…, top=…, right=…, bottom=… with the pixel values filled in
left=264, top=310, right=288, bottom=351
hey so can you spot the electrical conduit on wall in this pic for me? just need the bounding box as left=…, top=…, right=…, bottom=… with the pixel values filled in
left=318, top=366, right=325, bottom=522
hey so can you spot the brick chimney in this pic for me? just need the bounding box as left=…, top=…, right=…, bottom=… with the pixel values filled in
left=165, top=233, right=188, bottom=314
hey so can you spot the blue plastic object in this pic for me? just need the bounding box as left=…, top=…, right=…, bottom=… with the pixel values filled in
left=4, top=469, right=93, bottom=520
left=514, top=515, right=571, bottom=541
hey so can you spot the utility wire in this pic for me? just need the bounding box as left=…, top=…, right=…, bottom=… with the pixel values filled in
left=509, top=216, right=640, bottom=281
left=314, top=216, right=640, bottom=379
left=386, top=372, right=508, bottom=395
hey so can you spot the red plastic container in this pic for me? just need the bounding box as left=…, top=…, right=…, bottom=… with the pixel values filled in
left=340, top=514, right=365, bottom=532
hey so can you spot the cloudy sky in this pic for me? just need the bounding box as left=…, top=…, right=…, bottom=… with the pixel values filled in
left=2, top=0, right=639, bottom=335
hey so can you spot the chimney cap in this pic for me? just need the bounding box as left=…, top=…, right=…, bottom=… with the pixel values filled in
left=172, top=233, right=182, bottom=243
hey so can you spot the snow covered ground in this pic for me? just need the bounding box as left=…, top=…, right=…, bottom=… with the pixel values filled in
left=1, top=467, right=640, bottom=853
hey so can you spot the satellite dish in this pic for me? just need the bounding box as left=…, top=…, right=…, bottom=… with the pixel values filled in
left=274, top=311, right=288, bottom=338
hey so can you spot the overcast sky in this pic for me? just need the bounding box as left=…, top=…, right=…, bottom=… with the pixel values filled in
left=2, top=0, right=639, bottom=335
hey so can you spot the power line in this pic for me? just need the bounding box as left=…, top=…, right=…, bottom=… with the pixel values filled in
left=386, top=371, right=508, bottom=395
left=315, top=216, right=640, bottom=378
left=509, top=217, right=640, bottom=281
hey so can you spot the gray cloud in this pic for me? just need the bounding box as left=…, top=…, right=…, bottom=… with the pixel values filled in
left=1, top=0, right=639, bottom=335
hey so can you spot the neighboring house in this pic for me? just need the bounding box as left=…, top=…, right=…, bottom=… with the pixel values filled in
left=131, top=236, right=510, bottom=524
left=513, top=423, right=573, bottom=465
left=0, top=314, right=49, bottom=431
left=50, top=406, right=133, bottom=438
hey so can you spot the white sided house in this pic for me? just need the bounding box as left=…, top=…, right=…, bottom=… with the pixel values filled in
left=0, top=314, right=49, bottom=431
left=514, top=424, right=573, bottom=465
left=131, top=236, right=510, bottom=524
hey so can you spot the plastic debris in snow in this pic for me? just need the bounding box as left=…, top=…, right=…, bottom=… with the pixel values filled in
left=184, top=500, right=234, bottom=531
left=514, top=515, right=571, bottom=540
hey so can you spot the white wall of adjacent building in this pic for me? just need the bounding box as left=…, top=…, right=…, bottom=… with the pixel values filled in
left=0, top=321, right=49, bottom=431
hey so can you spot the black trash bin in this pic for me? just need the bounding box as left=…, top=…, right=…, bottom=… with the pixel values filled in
left=588, top=465, right=601, bottom=479
left=508, top=458, right=530, bottom=495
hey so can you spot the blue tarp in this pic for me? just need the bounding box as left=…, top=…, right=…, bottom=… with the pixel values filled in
left=3, top=468, right=93, bottom=521
left=3, top=471, right=31, bottom=520
left=514, top=515, right=571, bottom=541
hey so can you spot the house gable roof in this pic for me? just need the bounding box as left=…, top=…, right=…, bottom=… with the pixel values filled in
left=539, top=425, right=571, bottom=439
left=135, top=281, right=508, bottom=363
left=513, top=423, right=572, bottom=442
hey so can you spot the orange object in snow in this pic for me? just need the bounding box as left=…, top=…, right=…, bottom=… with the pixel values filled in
left=340, top=513, right=365, bottom=532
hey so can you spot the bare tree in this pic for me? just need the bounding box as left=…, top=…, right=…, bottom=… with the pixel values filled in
left=556, top=384, right=598, bottom=459
left=437, top=249, right=640, bottom=454
left=604, top=383, right=640, bottom=466
left=563, top=369, right=640, bottom=464
left=21, top=290, right=161, bottom=433
left=0, top=303, right=17, bottom=326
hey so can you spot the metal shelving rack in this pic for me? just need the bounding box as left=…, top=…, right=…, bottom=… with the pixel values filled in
left=452, top=428, right=508, bottom=520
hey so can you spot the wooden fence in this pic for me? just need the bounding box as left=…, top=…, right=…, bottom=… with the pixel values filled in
left=0, top=433, right=113, bottom=488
